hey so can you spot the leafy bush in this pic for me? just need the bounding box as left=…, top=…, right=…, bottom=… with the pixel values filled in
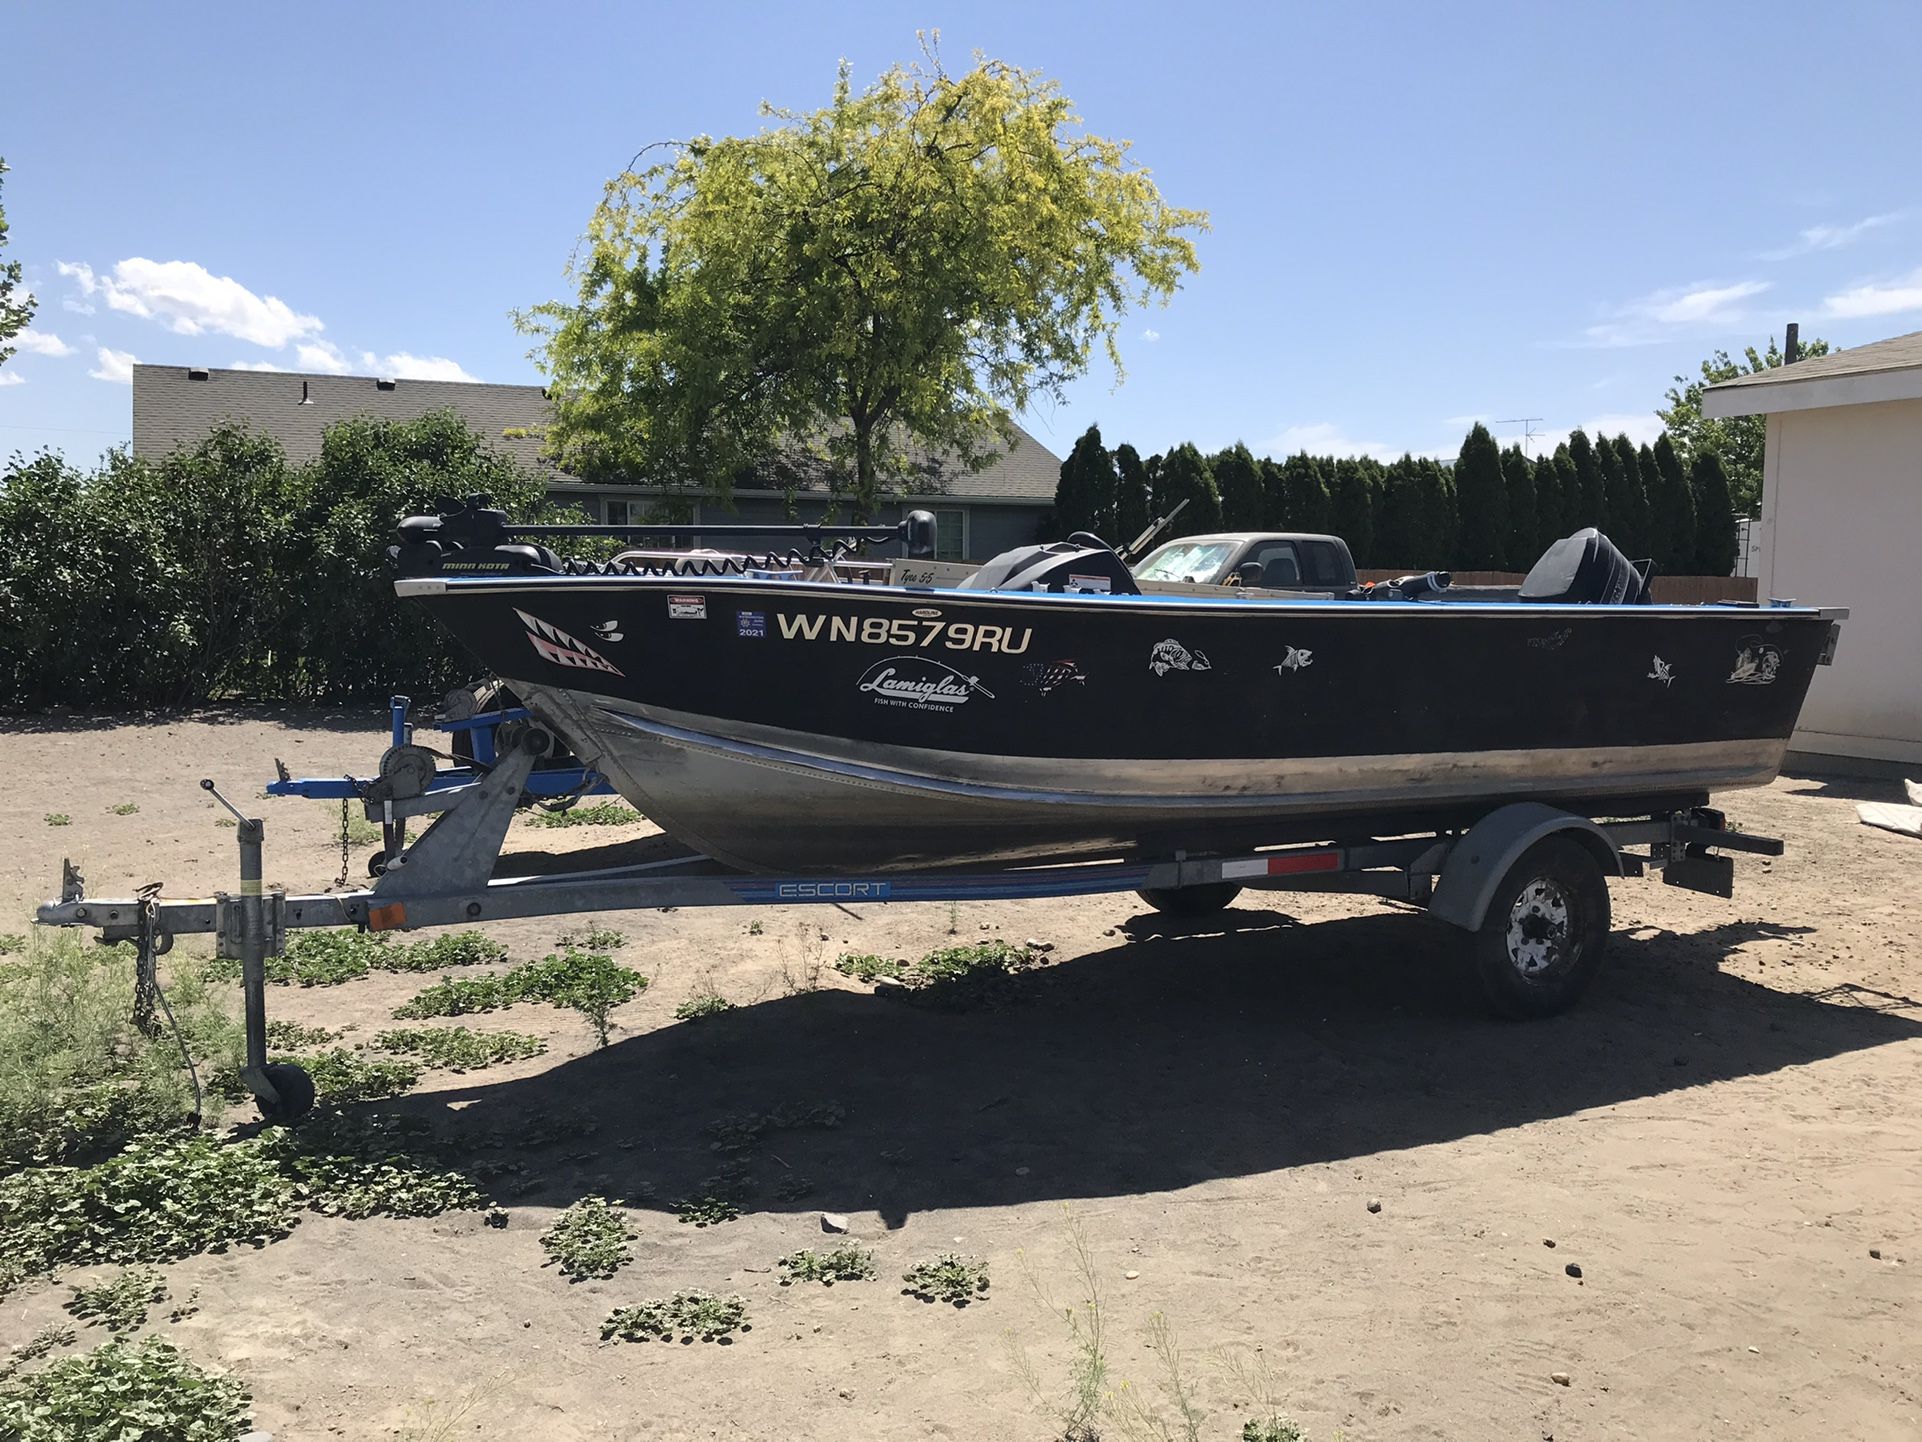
left=65, top=1266, right=168, bottom=1335
left=373, top=1027, right=546, bottom=1072
left=602, top=1292, right=749, bottom=1344
left=524, top=802, right=644, bottom=829
left=0, top=1335, right=250, bottom=1442
left=674, top=990, right=734, bottom=1021
left=899, top=940, right=1038, bottom=1011
left=202, top=928, right=507, bottom=987
left=393, top=950, right=644, bottom=1046
left=539, top=1196, right=634, bottom=1280
left=0, top=413, right=572, bottom=710
left=902, top=1253, right=990, bottom=1306
left=833, top=953, right=906, bottom=983
left=1, top=932, right=239, bottom=1174
left=263, top=1019, right=339, bottom=1049
left=778, top=1243, right=876, bottom=1286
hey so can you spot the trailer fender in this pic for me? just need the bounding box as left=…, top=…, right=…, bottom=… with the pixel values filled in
left=1428, top=803, right=1623, bottom=932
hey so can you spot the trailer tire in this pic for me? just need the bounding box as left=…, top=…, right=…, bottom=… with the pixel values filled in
left=1135, top=882, right=1243, bottom=916
left=256, top=1063, right=316, bottom=1125
left=1468, top=837, right=1610, bottom=1019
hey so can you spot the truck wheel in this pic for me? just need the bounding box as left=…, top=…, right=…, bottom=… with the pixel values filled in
left=1468, top=837, right=1610, bottom=1019
left=1135, top=883, right=1243, bottom=916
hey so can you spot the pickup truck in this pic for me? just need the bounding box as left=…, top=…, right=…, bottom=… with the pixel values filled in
left=1131, top=531, right=1358, bottom=593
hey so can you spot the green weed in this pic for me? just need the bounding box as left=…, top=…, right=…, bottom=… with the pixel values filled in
left=65, top=1266, right=168, bottom=1335
left=602, top=1292, right=748, bottom=1344
left=43, top=814, right=71, bottom=827
left=392, top=950, right=644, bottom=1046
left=898, top=940, right=1039, bottom=1011
left=832, top=952, right=906, bottom=983
left=674, top=986, right=735, bottom=1021
left=539, top=1196, right=634, bottom=1281
left=0, top=1335, right=250, bottom=1441
left=746, top=920, right=764, bottom=936
left=555, top=926, right=624, bottom=951
left=106, top=803, right=139, bottom=816
left=0, top=1324, right=76, bottom=1384
left=524, top=802, right=642, bottom=828
left=778, top=1243, right=876, bottom=1286
left=902, top=1253, right=990, bottom=1306
left=202, top=929, right=507, bottom=987
left=373, top=1027, right=546, bottom=1072
left=264, top=1019, right=340, bottom=1049
left=0, top=932, right=26, bottom=955
left=1, top=932, right=240, bottom=1174
left=1242, top=1421, right=1306, bottom=1442
left=1011, top=1208, right=1108, bottom=1442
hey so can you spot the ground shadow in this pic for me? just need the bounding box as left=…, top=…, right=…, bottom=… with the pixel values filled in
left=376, top=907, right=1922, bottom=1227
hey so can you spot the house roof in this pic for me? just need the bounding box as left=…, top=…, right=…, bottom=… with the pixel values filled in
left=1703, top=329, right=1922, bottom=418
left=129, top=364, right=1062, bottom=502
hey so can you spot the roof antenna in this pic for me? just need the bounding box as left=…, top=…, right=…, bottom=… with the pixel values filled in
left=1784, top=322, right=1800, bottom=365
left=298, top=380, right=312, bottom=405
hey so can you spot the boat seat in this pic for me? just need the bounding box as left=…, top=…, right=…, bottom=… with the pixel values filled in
left=1519, top=528, right=1649, bottom=605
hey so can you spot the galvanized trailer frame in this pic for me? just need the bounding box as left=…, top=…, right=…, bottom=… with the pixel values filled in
left=35, top=723, right=1785, bottom=1122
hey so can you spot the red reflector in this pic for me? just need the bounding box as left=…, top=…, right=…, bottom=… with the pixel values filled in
left=368, top=903, right=407, bottom=931
left=1268, top=851, right=1342, bottom=875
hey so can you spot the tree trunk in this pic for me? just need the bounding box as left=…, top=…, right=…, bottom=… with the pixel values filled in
left=852, top=418, right=876, bottom=525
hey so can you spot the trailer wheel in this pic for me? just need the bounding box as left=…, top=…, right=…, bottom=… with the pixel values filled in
left=1468, top=837, right=1610, bottom=1019
left=256, top=1063, right=316, bottom=1125
left=1135, top=882, right=1243, bottom=916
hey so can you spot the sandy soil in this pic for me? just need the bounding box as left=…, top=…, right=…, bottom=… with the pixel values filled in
left=1, top=709, right=1917, bottom=1441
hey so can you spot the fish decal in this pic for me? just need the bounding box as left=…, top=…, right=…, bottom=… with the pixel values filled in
left=1649, top=656, right=1674, bottom=687
left=1726, top=637, right=1781, bottom=686
left=1021, top=659, right=1087, bottom=695
left=1149, top=639, right=1212, bottom=677
left=516, top=609, right=624, bottom=676
left=1275, top=646, right=1314, bottom=674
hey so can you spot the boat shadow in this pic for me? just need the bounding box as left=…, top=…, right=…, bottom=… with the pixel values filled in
left=395, top=908, right=1921, bottom=1227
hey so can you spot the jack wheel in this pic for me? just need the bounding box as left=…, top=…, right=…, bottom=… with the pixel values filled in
left=367, top=851, right=388, bottom=878
left=1135, top=882, right=1242, bottom=916
left=256, top=1063, right=316, bottom=1125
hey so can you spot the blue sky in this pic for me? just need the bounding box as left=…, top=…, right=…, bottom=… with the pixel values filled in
left=4, top=1, right=1920, bottom=469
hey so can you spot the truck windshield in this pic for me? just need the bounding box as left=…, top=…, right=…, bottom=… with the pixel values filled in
left=1134, top=540, right=1237, bottom=583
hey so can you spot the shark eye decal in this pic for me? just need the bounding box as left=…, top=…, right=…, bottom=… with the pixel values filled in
left=515, top=609, right=625, bottom=676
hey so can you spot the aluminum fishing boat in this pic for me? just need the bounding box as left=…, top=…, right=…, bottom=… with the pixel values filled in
left=392, top=501, right=1843, bottom=873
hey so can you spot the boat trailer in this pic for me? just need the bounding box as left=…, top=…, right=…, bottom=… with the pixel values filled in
left=36, top=721, right=1787, bottom=1123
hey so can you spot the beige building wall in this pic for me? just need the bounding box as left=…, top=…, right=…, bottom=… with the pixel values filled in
left=1757, top=398, right=1922, bottom=764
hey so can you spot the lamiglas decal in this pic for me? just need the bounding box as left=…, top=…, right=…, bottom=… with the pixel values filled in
left=778, top=612, right=1031, bottom=654
left=668, top=594, right=707, bottom=620
left=1274, top=645, right=1313, bottom=674
left=1020, top=659, right=1086, bottom=695
left=1727, top=636, right=1781, bottom=685
left=1149, top=639, right=1211, bottom=676
left=1649, top=655, right=1675, bottom=687
left=515, top=609, right=624, bottom=676
left=857, top=657, right=994, bottom=712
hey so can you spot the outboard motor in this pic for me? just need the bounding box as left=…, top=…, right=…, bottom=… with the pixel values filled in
left=1520, top=528, right=1650, bottom=604
left=959, top=532, right=1140, bottom=595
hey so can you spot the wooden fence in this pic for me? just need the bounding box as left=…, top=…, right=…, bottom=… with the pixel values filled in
left=1357, top=569, right=1758, bottom=604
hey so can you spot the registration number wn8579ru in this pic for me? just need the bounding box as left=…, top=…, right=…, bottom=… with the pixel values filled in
left=776, top=613, right=1033, bottom=654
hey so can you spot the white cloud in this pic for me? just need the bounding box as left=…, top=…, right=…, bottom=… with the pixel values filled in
left=228, top=360, right=290, bottom=372
left=1262, top=421, right=1402, bottom=463
left=296, top=340, right=352, bottom=373
left=1572, top=279, right=1772, bottom=348
left=1820, top=264, right=1922, bottom=319
left=12, top=328, right=76, bottom=358
left=89, top=346, right=137, bottom=384
left=360, top=351, right=480, bottom=383
left=0, top=373, right=25, bottom=387
left=61, top=257, right=323, bottom=348
left=1761, top=211, right=1904, bottom=261
left=1140, top=327, right=1161, bottom=342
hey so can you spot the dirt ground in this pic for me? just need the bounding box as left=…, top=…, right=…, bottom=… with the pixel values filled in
left=1, top=709, right=1918, bottom=1442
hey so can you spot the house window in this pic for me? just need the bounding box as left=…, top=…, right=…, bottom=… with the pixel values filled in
left=934, top=508, right=967, bottom=561
left=605, top=499, right=636, bottom=527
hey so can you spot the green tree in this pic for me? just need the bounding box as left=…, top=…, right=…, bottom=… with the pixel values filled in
left=1649, top=432, right=1697, bottom=575
left=1500, top=445, right=1538, bottom=570
left=1451, top=423, right=1507, bottom=569
left=1209, top=442, right=1263, bottom=530
left=1691, top=450, right=1738, bottom=576
left=1657, top=333, right=1830, bottom=514
left=1113, top=443, right=1151, bottom=543
left=1148, top=443, right=1221, bottom=536
left=1604, top=434, right=1651, bottom=558
left=0, top=157, right=35, bottom=367
left=1412, top=457, right=1456, bottom=568
left=522, top=47, right=1206, bottom=521
left=1278, top=453, right=1329, bottom=535
left=1565, top=429, right=1607, bottom=531
left=1329, top=456, right=1376, bottom=567
left=1531, top=448, right=1565, bottom=554
left=1052, top=423, right=1116, bottom=539
left=1374, top=455, right=1422, bottom=568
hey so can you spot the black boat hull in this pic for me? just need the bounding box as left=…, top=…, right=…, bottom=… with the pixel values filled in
left=401, top=576, right=1833, bottom=872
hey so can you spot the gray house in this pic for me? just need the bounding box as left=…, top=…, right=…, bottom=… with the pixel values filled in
left=130, top=364, right=1060, bottom=561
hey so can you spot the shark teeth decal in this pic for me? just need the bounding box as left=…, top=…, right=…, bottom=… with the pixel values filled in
left=515, top=608, right=624, bottom=676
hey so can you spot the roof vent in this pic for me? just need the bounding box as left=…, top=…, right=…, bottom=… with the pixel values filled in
left=298, top=380, right=313, bottom=406
left=375, top=377, right=397, bottom=392
left=187, top=367, right=210, bottom=381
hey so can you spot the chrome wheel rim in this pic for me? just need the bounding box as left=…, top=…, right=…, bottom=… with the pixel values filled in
left=1506, top=878, right=1574, bottom=978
